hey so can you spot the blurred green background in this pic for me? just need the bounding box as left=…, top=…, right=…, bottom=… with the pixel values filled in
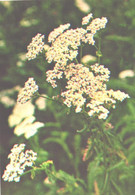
left=0, top=0, right=135, bottom=195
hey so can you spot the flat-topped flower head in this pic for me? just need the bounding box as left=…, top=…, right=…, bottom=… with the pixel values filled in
left=17, top=78, right=38, bottom=104
left=26, top=33, right=45, bottom=60
left=2, top=144, right=37, bottom=182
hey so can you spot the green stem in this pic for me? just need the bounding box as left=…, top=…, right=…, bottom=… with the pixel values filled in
left=29, top=135, right=40, bottom=152
left=94, top=44, right=98, bottom=50
left=98, top=36, right=101, bottom=64
left=96, top=35, right=102, bottom=64
left=101, top=172, right=109, bottom=194
left=21, top=166, right=45, bottom=176
left=38, top=94, right=56, bottom=101
left=111, top=179, right=123, bottom=195
left=100, top=127, right=108, bottom=167
left=104, top=131, right=114, bottom=148
left=74, top=164, right=80, bottom=178
left=75, top=58, right=79, bottom=64
left=80, top=45, right=83, bottom=62
left=37, top=55, right=46, bottom=72
left=34, top=93, right=66, bottom=107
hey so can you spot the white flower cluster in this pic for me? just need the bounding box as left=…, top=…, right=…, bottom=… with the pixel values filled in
left=48, top=23, right=70, bottom=43
left=82, top=13, right=108, bottom=36
left=61, top=63, right=129, bottom=119
left=45, top=14, right=108, bottom=88
left=26, top=33, right=45, bottom=60
left=45, top=14, right=129, bottom=119
left=22, top=13, right=129, bottom=120
left=86, top=17, right=108, bottom=34
left=17, top=77, right=38, bottom=104
left=2, top=144, right=37, bottom=182
left=46, top=28, right=87, bottom=66
left=46, top=27, right=89, bottom=87
left=25, top=14, right=107, bottom=64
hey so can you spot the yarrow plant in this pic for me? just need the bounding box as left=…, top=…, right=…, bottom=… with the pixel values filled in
left=3, top=13, right=132, bottom=195
left=42, top=13, right=129, bottom=119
